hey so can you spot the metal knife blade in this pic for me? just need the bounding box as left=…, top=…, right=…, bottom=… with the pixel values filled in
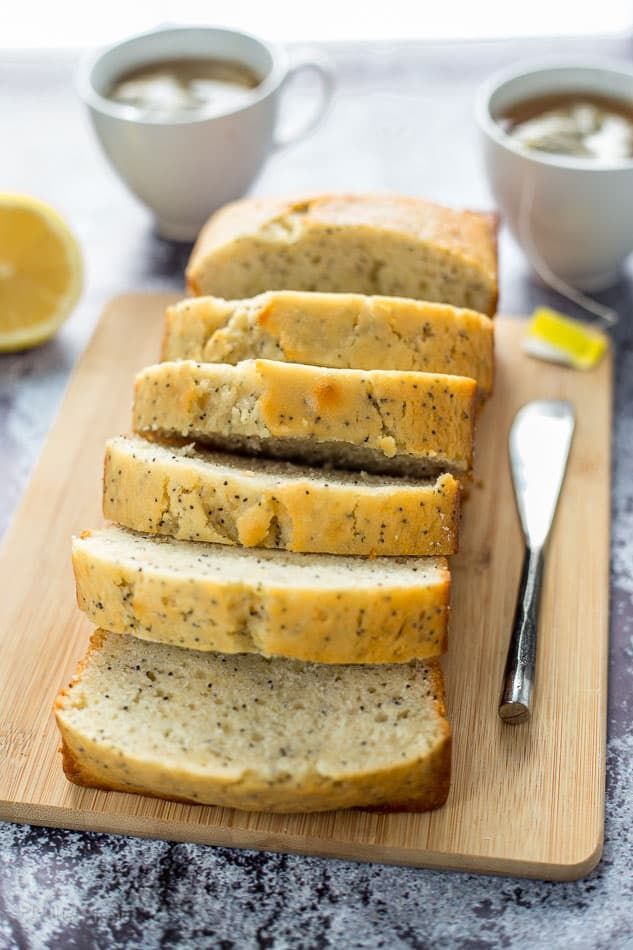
left=499, top=399, right=575, bottom=724
left=509, top=400, right=576, bottom=549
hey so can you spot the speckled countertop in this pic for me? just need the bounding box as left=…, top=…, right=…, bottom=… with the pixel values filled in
left=1, top=36, right=633, bottom=950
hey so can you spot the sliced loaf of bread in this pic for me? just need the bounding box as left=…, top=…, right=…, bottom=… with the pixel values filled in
left=73, top=526, right=450, bottom=664
left=133, top=359, right=477, bottom=478
left=162, top=291, right=494, bottom=396
left=186, top=193, right=498, bottom=315
left=55, top=630, right=451, bottom=813
left=104, top=436, right=461, bottom=556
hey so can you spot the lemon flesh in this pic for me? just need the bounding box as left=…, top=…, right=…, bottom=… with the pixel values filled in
left=0, top=194, right=83, bottom=352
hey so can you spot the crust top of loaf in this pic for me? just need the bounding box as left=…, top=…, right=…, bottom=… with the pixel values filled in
left=190, top=193, right=497, bottom=277
left=186, top=193, right=498, bottom=313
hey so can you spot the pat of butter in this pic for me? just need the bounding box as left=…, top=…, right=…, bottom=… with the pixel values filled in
left=523, top=307, right=608, bottom=370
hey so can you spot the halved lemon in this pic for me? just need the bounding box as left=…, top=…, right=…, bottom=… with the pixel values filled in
left=0, top=194, right=83, bottom=352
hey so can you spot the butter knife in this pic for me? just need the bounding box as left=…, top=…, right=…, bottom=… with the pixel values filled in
left=499, top=400, right=575, bottom=724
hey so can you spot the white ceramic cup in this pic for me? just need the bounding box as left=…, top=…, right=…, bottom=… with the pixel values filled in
left=78, top=27, right=334, bottom=240
left=476, top=62, right=633, bottom=291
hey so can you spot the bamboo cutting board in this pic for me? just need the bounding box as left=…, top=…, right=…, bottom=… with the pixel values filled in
left=0, top=294, right=610, bottom=880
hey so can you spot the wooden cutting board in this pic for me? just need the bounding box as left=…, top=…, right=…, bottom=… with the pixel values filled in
left=0, top=294, right=610, bottom=881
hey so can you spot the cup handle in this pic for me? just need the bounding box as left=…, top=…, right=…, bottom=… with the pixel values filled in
left=272, top=51, right=334, bottom=151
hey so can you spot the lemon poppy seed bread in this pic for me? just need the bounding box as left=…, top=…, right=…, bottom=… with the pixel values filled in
left=103, top=436, right=461, bottom=556
left=186, top=194, right=498, bottom=315
left=132, top=359, right=477, bottom=478
left=72, top=526, right=451, bottom=664
left=162, top=291, right=494, bottom=396
left=55, top=630, right=452, bottom=813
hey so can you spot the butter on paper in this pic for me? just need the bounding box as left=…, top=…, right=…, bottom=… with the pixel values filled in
left=523, top=307, right=608, bottom=370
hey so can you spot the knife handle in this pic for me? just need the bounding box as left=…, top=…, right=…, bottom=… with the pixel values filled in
left=499, top=545, right=544, bottom=724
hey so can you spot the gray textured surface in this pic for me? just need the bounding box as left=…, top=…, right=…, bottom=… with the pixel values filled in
left=1, top=35, right=633, bottom=949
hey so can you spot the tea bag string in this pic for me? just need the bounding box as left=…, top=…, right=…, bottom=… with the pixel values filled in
left=518, top=176, right=618, bottom=328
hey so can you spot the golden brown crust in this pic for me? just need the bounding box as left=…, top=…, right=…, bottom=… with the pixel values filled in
left=368, top=735, right=451, bottom=813
left=162, top=291, right=494, bottom=396
left=305, top=194, right=498, bottom=282
left=188, top=193, right=498, bottom=283
left=186, top=194, right=498, bottom=315
left=103, top=437, right=462, bottom=557
left=133, top=360, right=478, bottom=478
left=486, top=212, right=500, bottom=315
left=60, top=740, right=206, bottom=806
left=60, top=739, right=94, bottom=786
left=60, top=735, right=452, bottom=813
left=72, top=528, right=451, bottom=664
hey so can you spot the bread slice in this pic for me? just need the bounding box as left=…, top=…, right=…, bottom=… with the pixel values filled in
left=186, top=194, right=498, bottom=315
left=104, top=435, right=461, bottom=556
left=162, top=291, right=495, bottom=396
left=73, top=526, right=450, bottom=664
left=133, top=359, right=477, bottom=478
left=55, top=630, right=451, bottom=813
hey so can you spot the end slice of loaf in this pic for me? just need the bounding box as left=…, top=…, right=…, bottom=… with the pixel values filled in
left=55, top=630, right=451, bottom=813
left=162, top=291, right=494, bottom=397
left=73, top=526, right=450, bottom=664
left=185, top=193, right=498, bottom=315
left=104, top=435, right=461, bottom=556
left=133, top=359, right=477, bottom=478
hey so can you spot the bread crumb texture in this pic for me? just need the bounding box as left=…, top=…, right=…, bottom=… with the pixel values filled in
left=185, top=194, right=498, bottom=316
left=55, top=630, right=451, bottom=813
left=72, top=526, right=450, bottom=664
left=103, top=435, right=461, bottom=556
left=162, top=290, right=494, bottom=396
left=132, top=359, right=477, bottom=477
